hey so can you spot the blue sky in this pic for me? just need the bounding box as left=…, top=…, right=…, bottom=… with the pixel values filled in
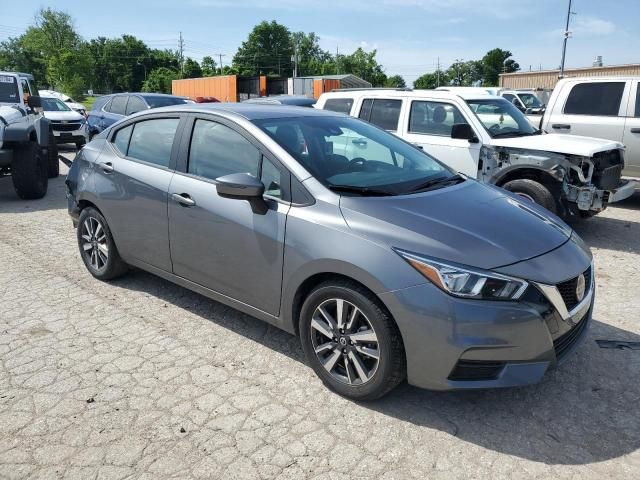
left=1, top=0, right=639, bottom=83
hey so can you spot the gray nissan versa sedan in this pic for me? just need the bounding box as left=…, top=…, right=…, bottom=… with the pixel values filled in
left=66, top=104, right=594, bottom=400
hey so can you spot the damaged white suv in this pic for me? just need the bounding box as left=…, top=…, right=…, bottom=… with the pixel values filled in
left=317, top=89, right=637, bottom=218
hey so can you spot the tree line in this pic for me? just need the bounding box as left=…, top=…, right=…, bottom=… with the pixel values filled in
left=0, top=9, right=519, bottom=98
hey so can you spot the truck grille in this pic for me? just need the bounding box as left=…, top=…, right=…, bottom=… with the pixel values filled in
left=592, top=150, right=623, bottom=190
left=51, top=122, right=82, bottom=132
left=556, top=266, right=592, bottom=311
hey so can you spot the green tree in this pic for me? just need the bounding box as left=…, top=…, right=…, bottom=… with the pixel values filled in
left=481, top=48, right=519, bottom=86
left=233, top=21, right=293, bottom=76
left=446, top=60, right=482, bottom=86
left=142, top=67, right=179, bottom=94
left=291, top=31, right=333, bottom=76
left=413, top=70, right=447, bottom=89
left=338, top=48, right=387, bottom=87
left=182, top=58, right=202, bottom=78
left=201, top=56, right=217, bottom=76
left=384, top=75, right=406, bottom=88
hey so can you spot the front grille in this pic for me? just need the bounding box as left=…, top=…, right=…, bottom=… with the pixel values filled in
left=556, top=266, right=592, bottom=312
left=592, top=150, right=623, bottom=190
left=448, top=360, right=505, bottom=381
left=51, top=122, right=81, bottom=132
left=553, top=310, right=589, bottom=360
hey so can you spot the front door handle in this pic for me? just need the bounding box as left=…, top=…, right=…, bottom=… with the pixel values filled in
left=99, top=162, right=114, bottom=173
left=171, top=193, right=196, bottom=207
left=630, top=127, right=640, bottom=134
left=413, top=143, right=424, bottom=150
left=552, top=123, right=571, bottom=130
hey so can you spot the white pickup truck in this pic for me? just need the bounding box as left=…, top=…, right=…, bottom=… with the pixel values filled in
left=540, top=77, right=640, bottom=179
left=316, top=88, right=637, bottom=218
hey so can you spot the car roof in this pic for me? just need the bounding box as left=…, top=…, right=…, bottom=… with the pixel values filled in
left=320, top=88, right=497, bottom=101
left=243, top=95, right=316, bottom=106
left=137, top=102, right=343, bottom=120
left=0, top=71, right=34, bottom=80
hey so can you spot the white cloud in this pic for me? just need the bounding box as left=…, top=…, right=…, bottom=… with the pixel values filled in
left=573, top=16, right=616, bottom=36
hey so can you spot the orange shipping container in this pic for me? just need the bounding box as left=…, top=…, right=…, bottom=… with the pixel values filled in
left=172, top=76, right=238, bottom=102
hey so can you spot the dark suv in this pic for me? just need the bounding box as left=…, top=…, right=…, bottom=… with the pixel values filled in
left=87, top=93, right=190, bottom=138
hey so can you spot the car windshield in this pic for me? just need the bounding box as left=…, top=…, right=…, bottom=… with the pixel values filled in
left=145, top=96, right=189, bottom=109
left=518, top=93, right=543, bottom=108
left=0, top=75, right=19, bottom=103
left=42, top=97, right=71, bottom=112
left=466, top=98, right=538, bottom=138
left=253, top=115, right=458, bottom=196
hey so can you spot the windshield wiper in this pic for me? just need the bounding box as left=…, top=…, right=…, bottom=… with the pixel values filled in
left=327, top=184, right=395, bottom=196
left=408, top=174, right=465, bottom=193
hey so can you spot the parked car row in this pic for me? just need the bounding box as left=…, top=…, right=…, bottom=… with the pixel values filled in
left=316, top=87, right=636, bottom=219
left=87, top=92, right=191, bottom=139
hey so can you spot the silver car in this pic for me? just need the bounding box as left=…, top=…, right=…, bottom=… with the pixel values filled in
left=66, top=104, right=594, bottom=400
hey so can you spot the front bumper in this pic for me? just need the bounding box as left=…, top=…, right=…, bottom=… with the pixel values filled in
left=52, top=127, right=89, bottom=145
left=608, top=179, right=638, bottom=204
left=380, top=257, right=593, bottom=391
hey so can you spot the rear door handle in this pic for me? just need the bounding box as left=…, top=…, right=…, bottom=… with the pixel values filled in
left=352, top=138, right=368, bottom=146
left=552, top=124, right=571, bottom=130
left=630, top=128, right=640, bottom=134
left=171, top=193, right=196, bottom=207
left=99, top=162, right=114, bottom=173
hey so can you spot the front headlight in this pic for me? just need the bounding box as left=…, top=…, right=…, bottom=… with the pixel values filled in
left=394, top=249, right=528, bottom=300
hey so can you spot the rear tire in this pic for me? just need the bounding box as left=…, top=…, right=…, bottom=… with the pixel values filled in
left=47, top=133, right=59, bottom=178
left=11, top=141, right=48, bottom=199
left=77, top=207, right=128, bottom=281
left=299, top=280, right=405, bottom=400
left=502, top=179, right=557, bottom=214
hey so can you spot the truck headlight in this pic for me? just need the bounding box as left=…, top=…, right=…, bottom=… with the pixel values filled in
left=394, top=249, right=528, bottom=300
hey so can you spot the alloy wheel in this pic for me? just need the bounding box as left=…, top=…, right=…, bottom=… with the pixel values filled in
left=310, top=298, right=380, bottom=385
left=81, top=217, right=109, bottom=270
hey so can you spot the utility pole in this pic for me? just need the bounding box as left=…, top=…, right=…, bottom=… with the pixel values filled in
left=436, top=57, right=440, bottom=87
left=178, top=32, right=185, bottom=76
left=559, top=0, right=574, bottom=78
left=292, top=43, right=298, bottom=78
left=217, top=53, right=226, bottom=75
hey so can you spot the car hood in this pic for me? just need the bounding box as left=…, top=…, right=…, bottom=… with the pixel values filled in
left=43, top=110, right=85, bottom=121
left=491, top=133, right=623, bottom=157
left=339, top=180, right=571, bottom=271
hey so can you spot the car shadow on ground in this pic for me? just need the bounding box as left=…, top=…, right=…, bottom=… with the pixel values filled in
left=0, top=161, right=71, bottom=214
left=112, top=269, right=640, bottom=466
left=569, top=192, right=640, bottom=255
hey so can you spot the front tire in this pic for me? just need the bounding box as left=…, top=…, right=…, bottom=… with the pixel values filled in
left=11, top=141, right=48, bottom=199
left=299, top=280, right=405, bottom=400
left=502, top=179, right=557, bottom=214
left=77, top=207, right=128, bottom=281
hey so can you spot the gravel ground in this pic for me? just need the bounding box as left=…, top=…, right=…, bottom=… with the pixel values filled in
left=0, top=154, right=639, bottom=479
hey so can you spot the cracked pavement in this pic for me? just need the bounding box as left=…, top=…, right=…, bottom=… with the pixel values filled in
left=0, top=155, right=639, bottom=479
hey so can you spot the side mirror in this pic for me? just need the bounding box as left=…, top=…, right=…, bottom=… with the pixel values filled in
left=451, top=123, right=479, bottom=143
left=216, top=173, right=267, bottom=214
left=27, top=95, right=42, bottom=109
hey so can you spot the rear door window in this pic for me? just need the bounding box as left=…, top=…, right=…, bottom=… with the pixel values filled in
left=108, top=95, right=129, bottom=116
left=125, top=96, right=147, bottom=115
left=358, top=98, right=402, bottom=131
left=323, top=98, right=354, bottom=114
left=564, top=82, right=625, bottom=116
left=113, top=124, right=133, bottom=155
left=126, top=118, right=180, bottom=167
